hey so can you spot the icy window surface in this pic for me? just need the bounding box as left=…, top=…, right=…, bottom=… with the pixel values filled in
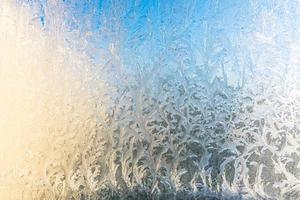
left=0, top=0, right=299, bottom=199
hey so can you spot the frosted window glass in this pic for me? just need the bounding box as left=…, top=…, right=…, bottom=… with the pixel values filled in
left=0, top=0, right=299, bottom=199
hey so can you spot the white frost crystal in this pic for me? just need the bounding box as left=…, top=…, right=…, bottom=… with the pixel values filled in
left=0, top=0, right=299, bottom=199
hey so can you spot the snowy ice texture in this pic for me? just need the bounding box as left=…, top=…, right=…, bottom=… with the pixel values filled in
left=0, top=0, right=300, bottom=199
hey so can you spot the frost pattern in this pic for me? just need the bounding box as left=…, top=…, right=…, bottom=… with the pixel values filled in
left=0, top=0, right=299, bottom=199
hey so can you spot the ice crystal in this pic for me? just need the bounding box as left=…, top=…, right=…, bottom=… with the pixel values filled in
left=0, top=0, right=299, bottom=199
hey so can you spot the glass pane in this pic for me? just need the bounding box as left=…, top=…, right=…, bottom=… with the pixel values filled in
left=0, top=0, right=299, bottom=199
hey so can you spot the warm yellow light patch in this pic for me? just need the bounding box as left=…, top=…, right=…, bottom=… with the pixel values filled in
left=0, top=2, right=95, bottom=198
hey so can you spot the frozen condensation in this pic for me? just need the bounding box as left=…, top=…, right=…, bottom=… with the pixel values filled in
left=0, top=0, right=299, bottom=199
